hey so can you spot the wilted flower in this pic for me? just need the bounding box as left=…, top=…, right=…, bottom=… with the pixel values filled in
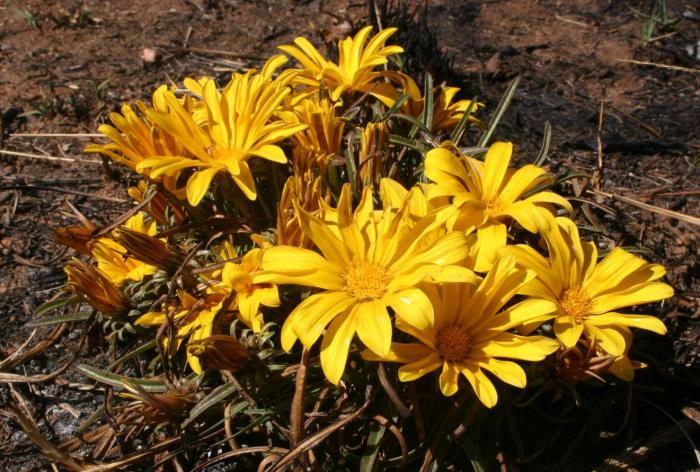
left=277, top=173, right=325, bottom=248
left=54, top=225, right=94, bottom=255
left=119, top=380, right=196, bottom=424
left=64, top=259, right=128, bottom=316
left=113, top=226, right=181, bottom=274
left=186, top=335, right=252, bottom=372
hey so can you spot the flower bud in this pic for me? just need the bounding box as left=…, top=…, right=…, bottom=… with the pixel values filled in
left=64, top=259, right=128, bottom=316
left=186, top=335, right=251, bottom=372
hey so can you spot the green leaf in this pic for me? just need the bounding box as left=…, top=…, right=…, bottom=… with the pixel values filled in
left=25, top=309, right=92, bottom=327
left=359, top=422, right=387, bottom=472
left=76, top=364, right=168, bottom=392
left=109, top=340, right=157, bottom=370
left=534, top=121, right=552, bottom=167
left=421, top=73, right=434, bottom=131
left=392, top=113, right=433, bottom=136
left=450, top=97, right=480, bottom=144
left=381, top=93, right=409, bottom=121
left=477, top=76, right=520, bottom=147
left=181, top=383, right=237, bottom=429
left=34, top=295, right=82, bottom=318
left=389, top=134, right=425, bottom=153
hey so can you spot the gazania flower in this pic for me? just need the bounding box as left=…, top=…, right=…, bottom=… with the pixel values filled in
left=136, top=290, right=223, bottom=374
left=501, top=213, right=672, bottom=358
left=136, top=55, right=307, bottom=205
left=85, top=86, right=186, bottom=196
left=219, top=244, right=280, bottom=332
left=425, top=141, right=572, bottom=271
left=278, top=97, right=344, bottom=173
left=363, top=256, right=560, bottom=407
left=375, top=72, right=482, bottom=133
left=254, top=185, right=476, bottom=384
left=65, top=259, right=128, bottom=316
left=279, top=26, right=403, bottom=101
left=91, top=213, right=159, bottom=286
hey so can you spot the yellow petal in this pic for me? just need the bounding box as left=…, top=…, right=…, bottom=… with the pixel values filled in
left=354, top=300, right=393, bottom=357
left=439, top=362, right=461, bottom=397
left=320, top=310, right=358, bottom=385
left=481, top=142, right=512, bottom=202
left=255, top=245, right=344, bottom=291
left=291, top=292, right=356, bottom=349
left=476, top=357, right=526, bottom=388
left=250, top=144, right=288, bottom=164
left=386, top=288, right=434, bottom=330
left=584, top=324, right=628, bottom=357
left=589, top=282, right=674, bottom=314
left=397, top=352, right=442, bottom=382
left=586, top=312, right=667, bottom=335
left=459, top=363, right=498, bottom=408
left=473, top=222, right=507, bottom=272
left=553, top=315, right=584, bottom=348
left=474, top=333, right=560, bottom=361
left=361, top=342, right=434, bottom=363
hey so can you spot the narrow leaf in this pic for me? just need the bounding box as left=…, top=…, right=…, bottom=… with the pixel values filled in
left=534, top=121, right=552, bottom=166
left=477, top=76, right=521, bottom=147
left=182, top=383, right=237, bottom=429
left=25, top=310, right=92, bottom=327
left=76, top=364, right=168, bottom=392
left=381, top=93, right=409, bottom=121
left=34, top=295, right=82, bottom=318
left=359, top=422, right=387, bottom=472
left=450, top=97, right=480, bottom=144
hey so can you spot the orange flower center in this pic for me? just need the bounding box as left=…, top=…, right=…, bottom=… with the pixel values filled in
left=343, top=259, right=390, bottom=301
left=436, top=325, right=471, bottom=362
left=558, top=287, right=591, bottom=324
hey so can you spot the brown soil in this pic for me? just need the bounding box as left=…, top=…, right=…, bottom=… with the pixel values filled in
left=1, top=0, right=698, bottom=470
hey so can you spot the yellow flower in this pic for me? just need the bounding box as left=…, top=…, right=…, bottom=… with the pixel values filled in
left=375, top=72, right=482, bottom=133
left=91, top=213, right=159, bottom=286
left=363, top=256, right=560, bottom=407
left=425, top=141, right=572, bottom=271
left=279, top=26, right=403, bottom=101
left=85, top=86, right=186, bottom=196
left=65, top=259, right=128, bottom=316
left=278, top=97, right=344, bottom=173
left=502, top=213, right=672, bottom=358
left=135, top=290, right=222, bottom=374
left=136, top=55, right=307, bottom=205
left=254, top=185, right=476, bottom=384
left=219, top=246, right=280, bottom=332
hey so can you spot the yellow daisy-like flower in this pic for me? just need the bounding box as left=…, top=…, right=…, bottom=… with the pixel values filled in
left=85, top=86, right=186, bottom=197
left=90, top=212, right=159, bottom=286
left=219, top=245, right=280, bottom=332
left=363, top=256, right=560, bottom=407
left=253, top=185, right=476, bottom=384
left=279, top=26, right=403, bottom=102
left=425, top=141, right=572, bottom=271
left=135, top=289, right=223, bottom=374
left=136, top=55, right=307, bottom=205
left=502, top=213, right=672, bottom=358
left=375, top=72, right=482, bottom=133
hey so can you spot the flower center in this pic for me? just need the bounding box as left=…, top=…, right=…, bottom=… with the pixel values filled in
left=558, top=287, right=591, bottom=324
left=436, top=325, right=471, bottom=362
left=343, top=259, right=390, bottom=301
left=485, top=199, right=504, bottom=216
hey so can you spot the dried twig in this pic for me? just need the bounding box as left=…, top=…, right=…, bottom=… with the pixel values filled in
left=0, top=149, right=101, bottom=164
left=588, top=189, right=700, bottom=227
left=616, top=58, right=700, bottom=74
left=0, top=185, right=127, bottom=203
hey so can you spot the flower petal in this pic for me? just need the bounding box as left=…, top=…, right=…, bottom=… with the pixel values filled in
left=354, top=300, right=393, bottom=357
left=320, top=310, right=358, bottom=385
left=386, top=288, right=434, bottom=330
